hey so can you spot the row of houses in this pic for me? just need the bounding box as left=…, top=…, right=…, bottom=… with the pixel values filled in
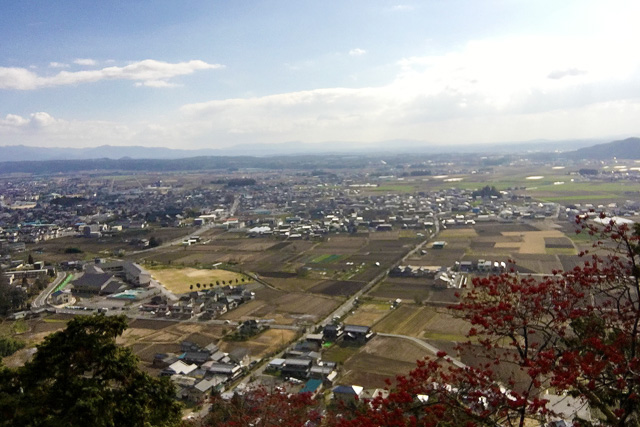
left=139, top=286, right=255, bottom=319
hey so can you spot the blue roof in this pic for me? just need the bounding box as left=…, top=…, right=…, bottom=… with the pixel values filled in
left=300, top=379, right=322, bottom=394
left=333, top=385, right=358, bottom=395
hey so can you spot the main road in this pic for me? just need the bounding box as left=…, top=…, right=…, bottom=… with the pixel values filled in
left=32, top=271, right=66, bottom=310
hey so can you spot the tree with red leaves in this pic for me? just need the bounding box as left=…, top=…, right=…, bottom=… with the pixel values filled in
left=199, top=215, right=640, bottom=426
left=334, top=215, right=640, bottom=426
left=201, top=385, right=321, bottom=427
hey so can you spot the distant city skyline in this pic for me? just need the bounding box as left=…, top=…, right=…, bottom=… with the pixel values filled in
left=1, top=1, right=639, bottom=150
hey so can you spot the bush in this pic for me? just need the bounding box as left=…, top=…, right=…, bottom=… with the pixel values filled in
left=0, top=336, right=25, bottom=357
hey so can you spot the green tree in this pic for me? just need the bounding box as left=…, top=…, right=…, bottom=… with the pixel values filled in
left=0, top=268, right=27, bottom=316
left=0, top=315, right=182, bottom=426
left=0, top=336, right=25, bottom=357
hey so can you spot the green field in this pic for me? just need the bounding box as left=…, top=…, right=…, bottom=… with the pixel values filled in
left=310, top=254, right=344, bottom=263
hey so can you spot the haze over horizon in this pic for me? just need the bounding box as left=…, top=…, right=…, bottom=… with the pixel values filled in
left=2, top=1, right=640, bottom=150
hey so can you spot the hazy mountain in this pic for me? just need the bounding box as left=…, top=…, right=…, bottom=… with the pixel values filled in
left=569, top=137, right=640, bottom=160
left=0, top=137, right=607, bottom=162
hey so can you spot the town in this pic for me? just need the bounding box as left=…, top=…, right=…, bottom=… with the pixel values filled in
left=1, top=150, right=640, bottom=425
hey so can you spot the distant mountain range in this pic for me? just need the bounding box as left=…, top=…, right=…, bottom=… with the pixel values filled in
left=0, top=137, right=621, bottom=162
left=569, top=137, right=640, bottom=160
left=0, top=137, right=638, bottom=175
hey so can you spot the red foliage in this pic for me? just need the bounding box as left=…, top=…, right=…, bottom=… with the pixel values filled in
left=201, top=216, right=640, bottom=426
left=203, top=386, right=321, bottom=427
left=331, top=216, right=640, bottom=426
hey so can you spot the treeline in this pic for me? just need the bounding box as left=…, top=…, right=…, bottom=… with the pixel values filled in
left=212, top=178, right=257, bottom=186
left=400, top=169, right=431, bottom=177
left=472, top=185, right=501, bottom=198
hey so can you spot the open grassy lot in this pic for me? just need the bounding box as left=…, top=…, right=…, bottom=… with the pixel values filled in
left=338, top=336, right=431, bottom=388
left=148, top=267, right=248, bottom=293
left=343, top=302, right=393, bottom=326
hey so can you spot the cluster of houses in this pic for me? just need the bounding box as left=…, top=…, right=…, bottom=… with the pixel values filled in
left=139, top=286, right=255, bottom=319
left=154, top=340, right=243, bottom=403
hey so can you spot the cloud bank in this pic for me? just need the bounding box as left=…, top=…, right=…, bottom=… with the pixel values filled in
left=0, top=59, right=223, bottom=90
left=1, top=33, right=640, bottom=148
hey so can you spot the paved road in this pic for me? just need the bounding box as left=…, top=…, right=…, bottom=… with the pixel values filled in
left=377, top=332, right=467, bottom=369
left=32, top=272, right=66, bottom=310
left=227, top=236, right=434, bottom=394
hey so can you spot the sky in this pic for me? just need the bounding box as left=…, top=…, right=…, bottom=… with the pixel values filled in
left=1, top=0, right=640, bottom=150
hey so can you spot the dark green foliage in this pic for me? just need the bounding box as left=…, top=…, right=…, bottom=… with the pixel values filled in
left=64, top=247, right=83, bottom=254
left=49, top=196, right=87, bottom=207
left=0, top=269, right=27, bottom=316
left=579, top=168, right=598, bottom=175
left=472, top=185, right=501, bottom=198
left=148, top=236, right=162, bottom=248
left=227, top=178, right=256, bottom=186
left=0, top=336, right=25, bottom=357
left=0, top=315, right=182, bottom=427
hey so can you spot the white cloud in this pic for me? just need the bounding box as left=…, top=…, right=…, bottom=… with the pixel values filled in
left=2, top=32, right=640, bottom=148
left=73, top=58, right=97, bottom=66
left=0, top=112, right=140, bottom=147
left=29, top=112, right=57, bottom=127
left=0, top=59, right=224, bottom=90
left=391, top=4, right=414, bottom=11
left=547, top=68, right=588, bottom=80
left=175, top=33, right=640, bottom=145
left=134, top=80, right=178, bottom=88
left=49, top=62, right=69, bottom=68
left=349, top=48, right=367, bottom=56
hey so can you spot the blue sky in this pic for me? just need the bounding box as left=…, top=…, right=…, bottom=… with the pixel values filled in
left=1, top=1, right=640, bottom=149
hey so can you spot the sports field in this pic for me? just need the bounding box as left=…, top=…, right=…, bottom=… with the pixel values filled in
left=148, top=267, right=247, bottom=293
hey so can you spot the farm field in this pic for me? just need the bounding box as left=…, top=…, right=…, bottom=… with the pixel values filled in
left=342, top=302, right=393, bottom=326
left=219, top=287, right=340, bottom=325
left=373, top=305, right=470, bottom=341
left=308, top=280, right=366, bottom=296
left=148, top=267, right=248, bottom=294
left=369, top=278, right=434, bottom=303
left=337, top=336, right=432, bottom=388
left=219, top=328, right=298, bottom=361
